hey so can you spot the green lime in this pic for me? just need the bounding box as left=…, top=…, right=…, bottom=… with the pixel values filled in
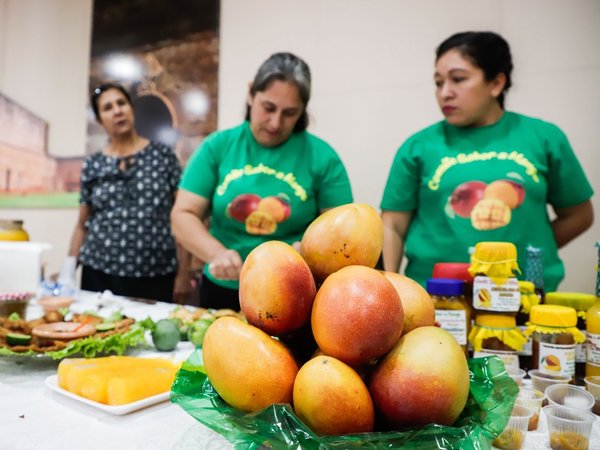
left=152, top=318, right=181, bottom=351
left=187, top=319, right=214, bottom=347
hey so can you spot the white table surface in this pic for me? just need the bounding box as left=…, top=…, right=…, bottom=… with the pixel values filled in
left=0, top=290, right=232, bottom=450
left=1, top=290, right=599, bottom=450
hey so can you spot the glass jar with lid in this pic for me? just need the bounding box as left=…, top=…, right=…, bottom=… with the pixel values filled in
left=545, top=291, right=597, bottom=384
left=426, top=278, right=471, bottom=356
left=432, top=262, right=474, bottom=308
left=468, top=242, right=521, bottom=315
left=587, top=241, right=600, bottom=377
left=0, top=220, right=29, bottom=241
left=468, top=314, right=527, bottom=370
left=525, top=304, right=586, bottom=380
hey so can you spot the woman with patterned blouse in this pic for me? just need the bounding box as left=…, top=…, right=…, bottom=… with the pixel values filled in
left=60, top=83, right=191, bottom=302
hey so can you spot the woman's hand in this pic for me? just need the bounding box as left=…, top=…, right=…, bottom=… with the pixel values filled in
left=208, top=249, right=244, bottom=280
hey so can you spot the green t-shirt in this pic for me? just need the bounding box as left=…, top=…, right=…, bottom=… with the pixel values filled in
left=380, top=112, right=593, bottom=291
left=180, top=121, right=353, bottom=289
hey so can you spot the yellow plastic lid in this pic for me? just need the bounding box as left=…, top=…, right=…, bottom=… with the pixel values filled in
left=518, top=281, right=535, bottom=294
left=529, top=304, right=577, bottom=327
left=475, top=314, right=517, bottom=329
left=544, top=292, right=598, bottom=312
left=468, top=241, right=520, bottom=279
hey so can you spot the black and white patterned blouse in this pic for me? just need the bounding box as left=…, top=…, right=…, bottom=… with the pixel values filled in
left=78, top=141, right=181, bottom=277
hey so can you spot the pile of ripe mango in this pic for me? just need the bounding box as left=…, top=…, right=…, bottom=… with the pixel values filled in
left=203, top=203, right=470, bottom=435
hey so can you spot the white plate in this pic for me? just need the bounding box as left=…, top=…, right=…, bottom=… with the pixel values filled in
left=44, top=375, right=170, bottom=415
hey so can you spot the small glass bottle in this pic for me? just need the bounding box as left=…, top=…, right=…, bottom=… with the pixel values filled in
left=586, top=241, right=600, bottom=377
left=468, top=242, right=521, bottom=315
left=426, top=278, right=471, bottom=357
left=468, top=314, right=527, bottom=370
left=524, top=245, right=545, bottom=302
left=545, top=292, right=597, bottom=384
left=516, top=281, right=540, bottom=372
left=0, top=219, right=30, bottom=241
left=525, top=305, right=586, bottom=380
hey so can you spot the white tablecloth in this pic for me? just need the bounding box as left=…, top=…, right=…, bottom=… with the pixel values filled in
left=0, top=290, right=232, bottom=450
left=1, top=291, right=599, bottom=450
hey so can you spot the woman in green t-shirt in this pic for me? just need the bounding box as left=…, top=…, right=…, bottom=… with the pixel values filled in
left=380, top=31, right=594, bottom=290
left=172, top=53, right=353, bottom=310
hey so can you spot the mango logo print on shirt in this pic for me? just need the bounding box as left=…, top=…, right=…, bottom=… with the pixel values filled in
left=430, top=150, right=536, bottom=231
left=226, top=193, right=292, bottom=235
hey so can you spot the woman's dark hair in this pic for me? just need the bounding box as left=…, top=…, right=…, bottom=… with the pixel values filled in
left=245, top=52, right=312, bottom=132
left=436, top=31, right=513, bottom=109
left=90, top=82, right=134, bottom=122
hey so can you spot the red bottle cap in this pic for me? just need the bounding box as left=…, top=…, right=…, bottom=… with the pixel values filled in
left=432, top=262, right=473, bottom=282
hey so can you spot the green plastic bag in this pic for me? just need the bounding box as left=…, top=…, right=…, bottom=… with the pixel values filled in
left=171, top=350, right=517, bottom=450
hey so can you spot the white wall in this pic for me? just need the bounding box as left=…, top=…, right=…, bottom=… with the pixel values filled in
left=1, top=0, right=599, bottom=292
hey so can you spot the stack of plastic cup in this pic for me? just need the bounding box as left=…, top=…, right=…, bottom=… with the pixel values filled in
left=492, top=404, right=532, bottom=450
left=583, top=376, right=600, bottom=415
left=545, top=384, right=595, bottom=412
left=507, top=367, right=527, bottom=386
left=515, top=388, right=545, bottom=430
left=543, top=405, right=596, bottom=450
left=528, top=369, right=571, bottom=403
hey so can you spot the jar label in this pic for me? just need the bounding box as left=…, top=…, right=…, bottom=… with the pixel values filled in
left=587, top=332, right=600, bottom=366
left=575, top=328, right=587, bottom=363
left=473, top=349, right=519, bottom=369
left=472, top=276, right=520, bottom=312
left=538, top=342, right=575, bottom=378
left=517, top=325, right=532, bottom=356
left=435, top=309, right=467, bottom=345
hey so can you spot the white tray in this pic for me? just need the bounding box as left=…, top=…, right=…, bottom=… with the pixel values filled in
left=44, top=375, right=170, bottom=415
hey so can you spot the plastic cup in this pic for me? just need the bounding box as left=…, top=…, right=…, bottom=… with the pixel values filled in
left=515, top=388, right=545, bottom=430
left=545, top=384, right=595, bottom=412
left=583, top=376, right=600, bottom=415
left=543, top=405, right=596, bottom=450
left=528, top=369, right=571, bottom=397
left=492, top=404, right=532, bottom=450
left=507, top=367, right=527, bottom=386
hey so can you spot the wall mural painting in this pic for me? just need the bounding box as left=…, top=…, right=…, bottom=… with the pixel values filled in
left=0, top=0, right=220, bottom=208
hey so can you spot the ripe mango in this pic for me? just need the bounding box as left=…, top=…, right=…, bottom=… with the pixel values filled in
left=369, top=326, right=470, bottom=428
left=311, top=265, right=403, bottom=366
left=202, top=316, right=298, bottom=412
left=293, top=356, right=374, bottom=435
left=239, top=241, right=316, bottom=336
left=300, top=203, right=383, bottom=281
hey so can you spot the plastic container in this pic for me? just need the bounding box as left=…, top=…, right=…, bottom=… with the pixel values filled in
left=0, top=219, right=29, bottom=241
left=545, top=384, right=595, bottom=412
left=431, top=262, right=474, bottom=304
left=583, top=376, right=600, bottom=415
left=468, top=242, right=521, bottom=315
left=426, top=278, right=471, bottom=356
left=543, top=405, right=596, bottom=450
left=0, top=291, right=32, bottom=319
left=492, top=404, right=532, bottom=450
left=468, top=314, right=526, bottom=370
left=515, top=388, right=545, bottom=430
left=507, top=367, right=527, bottom=386
left=0, top=241, right=51, bottom=292
left=528, top=369, right=571, bottom=395
left=525, top=305, right=586, bottom=379
left=524, top=245, right=545, bottom=301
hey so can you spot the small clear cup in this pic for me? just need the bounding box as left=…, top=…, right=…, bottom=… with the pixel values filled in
left=528, top=369, right=571, bottom=397
left=545, top=384, right=595, bottom=412
left=515, top=388, right=545, bottom=430
left=492, top=404, right=532, bottom=450
left=507, top=367, right=527, bottom=386
left=543, top=405, right=596, bottom=450
left=583, top=376, right=600, bottom=415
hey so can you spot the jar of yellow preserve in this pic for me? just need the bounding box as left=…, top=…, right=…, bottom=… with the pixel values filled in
left=426, top=278, right=471, bottom=357
left=0, top=219, right=30, bottom=241
left=525, top=305, right=585, bottom=380
left=468, top=242, right=521, bottom=315
left=468, top=314, right=527, bottom=370
left=545, top=291, right=597, bottom=383
left=586, top=240, right=600, bottom=377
